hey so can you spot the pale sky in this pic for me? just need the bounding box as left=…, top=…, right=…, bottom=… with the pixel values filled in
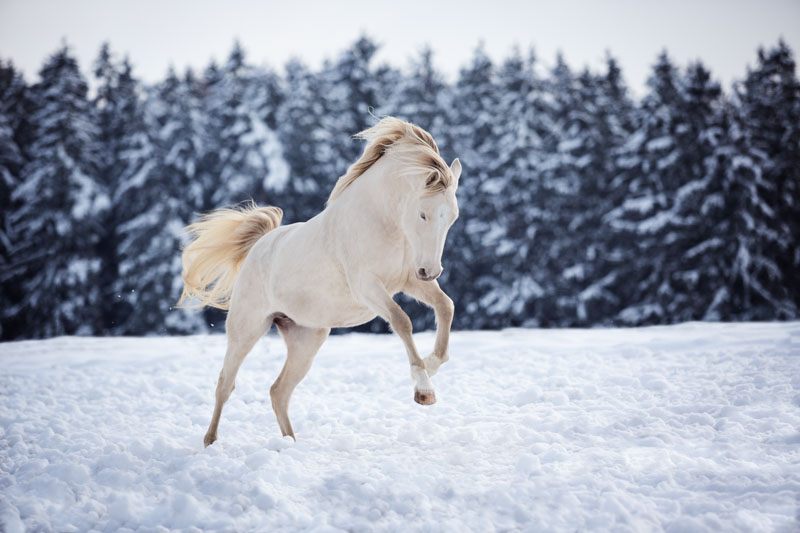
left=1, top=0, right=798, bottom=95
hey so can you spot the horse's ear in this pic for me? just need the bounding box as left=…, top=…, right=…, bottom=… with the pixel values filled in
left=450, top=158, right=462, bottom=185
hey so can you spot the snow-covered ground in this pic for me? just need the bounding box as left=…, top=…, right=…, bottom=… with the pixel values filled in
left=1, top=323, right=799, bottom=532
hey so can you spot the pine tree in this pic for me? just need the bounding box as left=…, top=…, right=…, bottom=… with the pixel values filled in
left=604, top=55, right=728, bottom=324
left=275, top=58, right=330, bottom=223
left=319, top=36, right=382, bottom=196
left=9, top=46, right=107, bottom=337
left=727, top=41, right=800, bottom=318
left=469, top=48, right=545, bottom=328
left=202, top=43, right=287, bottom=208
left=553, top=58, right=637, bottom=325
left=379, top=47, right=447, bottom=136
left=4, top=39, right=799, bottom=338
left=246, top=60, right=288, bottom=206
left=443, top=44, right=499, bottom=329
left=92, top=44, right=152, bottom=333
left=113, top=68, right=206, bottom=335
left=602, top=52, right=683, bottom=324
left=657, top=62, right=727, bottom=321
left=533, top=54, right=586, bottom=326
left=0, top=60, right=29, bottom=339
left=0, top=61, right=27, bottom=218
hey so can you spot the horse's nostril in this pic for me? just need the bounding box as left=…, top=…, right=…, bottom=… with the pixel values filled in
left=417, top=267, right=427, bottom=279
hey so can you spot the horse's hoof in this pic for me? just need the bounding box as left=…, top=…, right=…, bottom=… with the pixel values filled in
left=414, top=390, right=436, bottom=405
left=203, top=434, right=217, bottom=447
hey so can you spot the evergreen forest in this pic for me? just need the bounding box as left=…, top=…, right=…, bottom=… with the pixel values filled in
left=1, top=37, right=798, bottom=339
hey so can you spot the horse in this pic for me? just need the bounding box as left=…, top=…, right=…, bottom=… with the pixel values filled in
left=179, top=117, right=461, bottom=446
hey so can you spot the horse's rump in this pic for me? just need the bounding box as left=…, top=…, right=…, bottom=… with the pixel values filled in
left=178, top=202, right=283, bottom=310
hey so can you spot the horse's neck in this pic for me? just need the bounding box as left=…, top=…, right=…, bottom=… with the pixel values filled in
left=328, top=156, right=413, bottom=230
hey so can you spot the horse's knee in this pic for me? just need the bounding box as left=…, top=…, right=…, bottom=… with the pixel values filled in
left=445, top=294, right=454, bottom=313
left=391, top=311, right=413, bottom=338
left=440, top=295, right=454, bottom=322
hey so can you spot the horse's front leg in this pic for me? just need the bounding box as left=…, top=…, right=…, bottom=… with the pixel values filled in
left=402, top=279, right=454, bottom=378
left=354, top=275, right=436, bottom=405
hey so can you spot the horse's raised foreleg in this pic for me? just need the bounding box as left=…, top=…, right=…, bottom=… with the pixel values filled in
left=402, top=279, right=454, bottom=377
left=204, top=307, right=269, bottom=447
left=354, top=276, right=436, bottom=405
left=271, top=321, right=329, bottom=440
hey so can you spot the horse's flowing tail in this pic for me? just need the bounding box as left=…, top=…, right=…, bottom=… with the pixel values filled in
left=178, top=202, right=283, bottom=310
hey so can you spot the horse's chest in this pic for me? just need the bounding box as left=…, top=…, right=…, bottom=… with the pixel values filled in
left=365, top=241, right=411, bottom=290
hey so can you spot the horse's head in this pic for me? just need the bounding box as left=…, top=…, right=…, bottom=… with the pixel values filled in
left=402, top=158, right=461, bottom=281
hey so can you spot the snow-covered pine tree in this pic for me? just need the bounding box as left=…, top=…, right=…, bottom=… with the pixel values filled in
left=378, top=47, right=448, bottom=138
left=443, top=44, right=499, bottom=329
left=244, top=60, right=288, bottom=206
left=0, top=61, right=27, bottom=220
left=654, top=62, right=728, bottom=322
left=560, top=57, right=636, bottom=326
left=532, top=53, right=589, bottom=326
left=92, top=44, right=150, bottom=333
left=9, top=46, right=107, bottom=337
left=275, top=58, right=330, bottom=223
left=686, top=99, right=751, bottom=321
left=100, top=53, right=174, bottom=334
left=468, top=48, right=545, bottom=328
left=113, top=68, right=206, bottom=335
left=371, top=60, right=403, bottom=122
left=726, top=41, right=800, bottom=318
left=602, top=52, right=691, bottom=325
left=0, top=60, right=29, bottom=339
left=195, top=58, right=252, bottom=332
left=603, top=55, right=733, bottom=325
left=203, top=42, right=287, bottom=208
left=195, top=61, right=223, bottom=210
left=318, top=36, right=383, bottom=197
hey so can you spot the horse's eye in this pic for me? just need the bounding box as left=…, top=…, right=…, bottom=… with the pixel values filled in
left=420, top=212, right=427, bottom=221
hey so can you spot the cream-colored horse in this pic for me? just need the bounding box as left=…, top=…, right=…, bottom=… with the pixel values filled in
left=179, top=117, right=461, bottom=445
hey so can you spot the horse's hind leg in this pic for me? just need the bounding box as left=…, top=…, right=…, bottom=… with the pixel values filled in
left=204, top=306, right=269, bottom=447
left=271, top=319, right=330, bottom=440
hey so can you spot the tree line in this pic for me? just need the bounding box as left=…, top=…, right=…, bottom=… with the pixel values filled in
left=1, top=37, right=798, bottom=339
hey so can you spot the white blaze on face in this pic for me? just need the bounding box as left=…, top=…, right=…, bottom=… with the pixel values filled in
left=407, top=158, right=461, bottom=281
left=413, top=190, right=458, bottom=280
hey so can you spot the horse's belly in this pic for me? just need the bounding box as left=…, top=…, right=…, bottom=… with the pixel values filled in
left=327, top=302, right=378, bottom=328
left=278, top=267, right=409, bottom=329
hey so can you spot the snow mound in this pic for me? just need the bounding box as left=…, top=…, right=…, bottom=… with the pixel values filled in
left=1, top=323, right=799, bottom=531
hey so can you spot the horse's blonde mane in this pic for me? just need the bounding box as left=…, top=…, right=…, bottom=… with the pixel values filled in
left=327, top=117, right=452, bottom=203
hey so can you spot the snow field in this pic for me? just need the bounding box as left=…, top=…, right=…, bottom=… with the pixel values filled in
left=1, top=322, right=799, bottom=532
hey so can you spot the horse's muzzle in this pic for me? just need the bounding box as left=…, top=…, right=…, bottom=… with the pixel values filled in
left=416, top=267, right=442, bottom=282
